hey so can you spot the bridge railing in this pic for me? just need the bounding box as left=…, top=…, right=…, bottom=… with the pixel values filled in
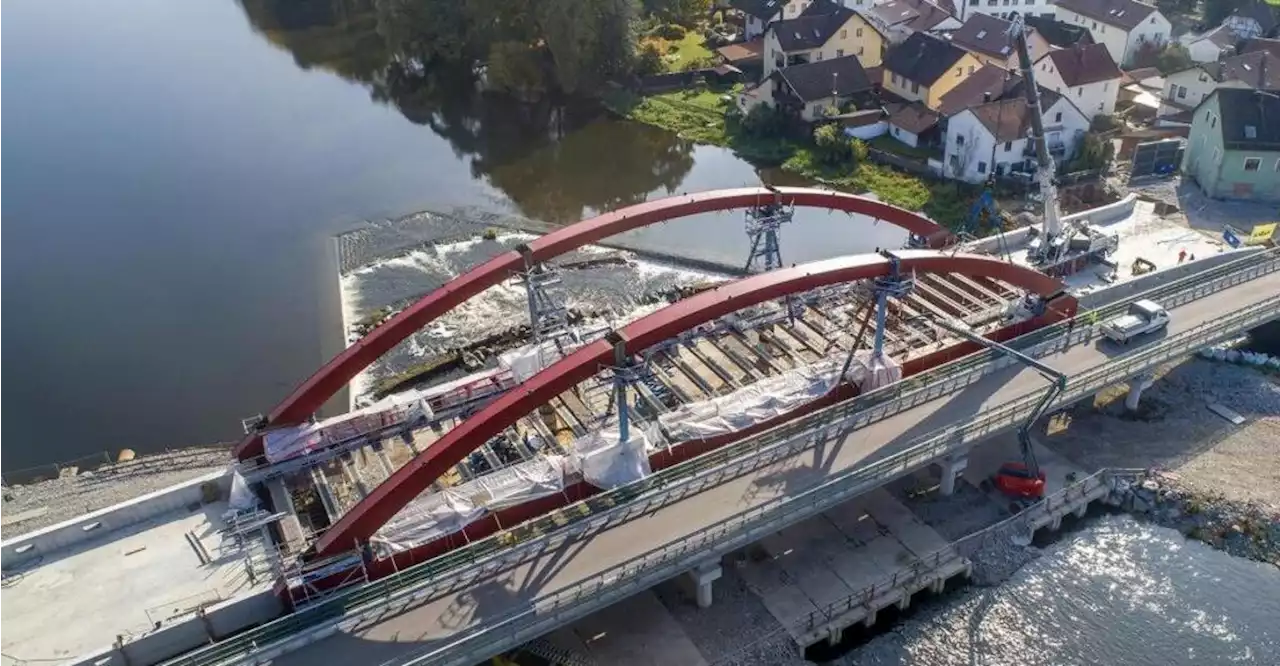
left=160, top=249, right=1279, bottom=666
left=390, top=293, right=1280, bottom=666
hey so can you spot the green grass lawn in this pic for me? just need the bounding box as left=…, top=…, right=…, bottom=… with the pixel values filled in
left=641, top=31, right=716, bottom=72
left=869, top=135, right=943, bottom=162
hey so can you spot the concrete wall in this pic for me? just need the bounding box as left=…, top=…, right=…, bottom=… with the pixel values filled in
left=1, top=470, right=231, bottom=570
left=69, top=590, right=283, bottom=666
left=1061, top=192, right=1138, bottom=227
left=1078, top=246, right=1266, bottom=309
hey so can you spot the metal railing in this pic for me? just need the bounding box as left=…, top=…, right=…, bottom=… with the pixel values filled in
left=163, top=251, right=1279, bottom=666
left=389, top=294, right=1280, bottom=666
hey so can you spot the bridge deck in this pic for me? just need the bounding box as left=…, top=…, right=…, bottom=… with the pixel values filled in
left=273, top=270, right=1279, bottom=666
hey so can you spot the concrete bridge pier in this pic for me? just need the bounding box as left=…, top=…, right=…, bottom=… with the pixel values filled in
left=266, top=478, right=306, bottom=550
left=1124, top=373, right=1155, bottom=411
left=938, top=453, right=968, bottom=496
left=687, top=560, right=722, bottom=609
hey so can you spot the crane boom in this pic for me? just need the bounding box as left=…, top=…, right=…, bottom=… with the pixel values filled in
left=1006, top=13, right=1064, bottom=255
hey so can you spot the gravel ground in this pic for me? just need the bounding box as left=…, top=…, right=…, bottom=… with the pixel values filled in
left=1122, top=176, right=1277, bottom=236
left=1041, top=357, right=1280, bottom=509
left=1, top=446, right=232, bottom=536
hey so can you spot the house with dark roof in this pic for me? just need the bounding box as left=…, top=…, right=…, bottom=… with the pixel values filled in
left=1224, top=1, right=1278, bottom=41
left=865, top=0, right=961, bottom=45
left=1054, top=0, right=1171, bottom=66
left=732, top=0, right=806, bottom=39
left=947, top=14, right=1052, bottom=70
left=1183, top=87, right=1280, bottom=202
left=885, top=101, right=943, bottom=148
left=762, top=1, right=887, bottom=77
left=1182, top=24, right=1239, bottom=64
left=1024, top=16, right=1095, bottom=50
left=1159, top=51, right=1280, bottom=124
left=764, top=55, right=878, bottom=120
left=1033, top=42, right=1123, bottom=119
left=881, top=32, right=983, bottom=110
left=1243, top=37, right=1280, bottom=59
left=942, top=85, right=1088, bottom=182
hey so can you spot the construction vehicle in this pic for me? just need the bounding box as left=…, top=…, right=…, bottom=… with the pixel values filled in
left=935, top=319, right=1065, bottom=500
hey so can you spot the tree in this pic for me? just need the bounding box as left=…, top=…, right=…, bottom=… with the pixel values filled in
left=486, top=41, right=549, bottom=99
left=739, top=103, right=786, bottom=137
left=813, top=123, right=851, bottom=164
left=1155, top=43, right=1194, bottom=75
left=637, top=43, right=665, bottom=76
left=849, top=137, right=869, bottom=165
left=1067, top=132, right=1115, bottom=172
left=1204, top=0, right=1245, bottom=26
left=644, top=0, right=712, bottom=26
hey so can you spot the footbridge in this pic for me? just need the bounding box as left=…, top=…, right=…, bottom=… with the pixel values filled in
left=167, top=246, right=1280, bottom=666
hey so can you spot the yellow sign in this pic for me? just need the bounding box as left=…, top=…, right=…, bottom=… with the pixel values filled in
left=1246, top=223, right=1277, bottom=246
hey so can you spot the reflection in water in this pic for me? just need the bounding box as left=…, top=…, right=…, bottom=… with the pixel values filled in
left=237, top=0, right=696, bottom=224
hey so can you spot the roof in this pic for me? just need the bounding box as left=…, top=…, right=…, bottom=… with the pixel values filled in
left=1230, top=1, right=1278, bottom=34
left=966, top=96, right=1072, bottom=142
left=716, top=39, right=765, bottom=63
left=869, top=0, right=956, bottom=33
left=770, top=5, right=855, bottom=51
left=730, top=0, right=784, bottom=20
left=1122, top=66, right=1161, bottom=83
left=1025, top=15, right=1096, bottom=49
left=775, top=55, right=874, bottom=101
left=1053, top=0, right=1159, bottom=31
left=886, top=101, right=942, bottom=133
left=1192, top=24, right=1239, bottom=51
left=1042, top=43, right=1122, bottom=86
left=948, top=14, right=1020, bottom=60
left=1209, top=87, right=1280, bottom=151
left=1218, top=50, right=1280, bottom=88
left=934, top=63, right=1062, bottom=116
left=1243, top=37, right=1280, bottom=59
left=883, top=32, right=969, bottom=86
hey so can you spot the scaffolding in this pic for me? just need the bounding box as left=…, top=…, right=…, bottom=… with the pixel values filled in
left=743, top=188, right=794, bottom=274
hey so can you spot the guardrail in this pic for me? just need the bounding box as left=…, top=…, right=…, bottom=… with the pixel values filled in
left=391, top=293, right=1280, bottom=666
left=161, top=248, right=1280, bottom=666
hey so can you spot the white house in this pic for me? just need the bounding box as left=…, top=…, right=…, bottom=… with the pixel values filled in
left=762, top=1, right=887, bottom=77
left=943, top=90, right=1089, bottom=182
left=1158, top=50, right=1280, bottom=123
left=865, top=0, right=961, bottom=44
left=1224, top=1, right=1278, bottom=41
left=1033, top=42, right=1122, bottom=119
left=1181, top=24, right=1239, bottom=63
left=734, top=0, right=804, bottom=39
left=1053, top=0, right=1171, bottom=66
left=956, top=0, right=1057, bottom=23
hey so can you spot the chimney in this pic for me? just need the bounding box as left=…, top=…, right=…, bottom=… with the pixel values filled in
left=983, top=91, right=992, bottom=103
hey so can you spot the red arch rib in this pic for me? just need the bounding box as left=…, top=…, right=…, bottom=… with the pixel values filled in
left=311, top=250, right=1062, bottom=558
left=235, top=188, right=954, bottom=460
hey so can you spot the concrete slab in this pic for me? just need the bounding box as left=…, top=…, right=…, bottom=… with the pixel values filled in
left=569, top=591, right=708, bottom=666
left=862, top=490, right=950, bottom=557
left=0, top=502, right=273, bottom=663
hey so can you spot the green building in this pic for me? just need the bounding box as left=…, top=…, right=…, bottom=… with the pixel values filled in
left=1183, top=88, right=1280, bottom=202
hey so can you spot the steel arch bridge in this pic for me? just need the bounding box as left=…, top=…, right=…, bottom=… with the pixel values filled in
left=235, top=187, right=959, bottom=461
left=311, top=250, right=1072, bottom=558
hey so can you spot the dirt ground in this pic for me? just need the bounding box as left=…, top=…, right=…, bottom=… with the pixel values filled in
left=1041, top=357, right=1280, bottom=510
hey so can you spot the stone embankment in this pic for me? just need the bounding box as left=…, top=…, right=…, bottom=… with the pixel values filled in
left=1115, top=470, right=1280, bottom=566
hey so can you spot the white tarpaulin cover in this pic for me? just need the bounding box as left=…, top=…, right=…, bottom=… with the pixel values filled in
left=373, top=454, right=570, bottom=552
left=657, top=351, right=900, bottom=443
left=263, top=390, right=435, bottom=463
left=570, top=425, right=652, bottom=490
left=228, top=470, right=258, bottom=511
left=499, top=341, right=564, bottom=383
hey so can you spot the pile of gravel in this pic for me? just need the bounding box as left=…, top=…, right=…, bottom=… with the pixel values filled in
left=2, top=446, right=231, bottom=536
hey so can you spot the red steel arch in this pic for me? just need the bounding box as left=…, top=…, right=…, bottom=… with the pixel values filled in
left=236, top=188, right=955, bottom=460
left=311, top=250, right=1066, bottom=558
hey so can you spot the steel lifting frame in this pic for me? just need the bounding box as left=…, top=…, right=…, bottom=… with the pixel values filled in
left=743, top=187, right=794, bottom=274
left=517, top=245, right=577, bottom=351
left=870, top=251, right=915, bottom=359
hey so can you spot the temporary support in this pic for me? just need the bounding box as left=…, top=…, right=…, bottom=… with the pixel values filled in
left=870, top=251, right=915, bottom=359
left=687, top=560, right=722, bottom=609
left=743, top=187, right=794, bottom=274
left=939, top=453, right=968, bottom=496
left=309, top=467, right=339, bottom=522
left=517, top=245, right=575, bottom=350
left=611, top=336, right=633, bottom=443
left=1125, top=373, right=1154, bottom=411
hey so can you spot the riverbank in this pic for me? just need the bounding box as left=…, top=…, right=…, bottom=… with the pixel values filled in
left=601, top=86, right=974, bottom=226
left=0, top=446, right=232, bottom=537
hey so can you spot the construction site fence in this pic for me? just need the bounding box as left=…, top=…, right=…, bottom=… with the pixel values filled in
left=380, top=281, right=1280, bottom=666
left=161, top=249, right=1278, bottom=666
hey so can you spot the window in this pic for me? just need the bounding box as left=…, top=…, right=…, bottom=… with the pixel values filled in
left=1244, top=125, right=1257, bottom=139
left=956, top=67, right=963, bottom=77
left=1210, top=114, right=1217, bottom=128
left=1199, top=73, right=1207, bottom=82
left=836, top=49, right=845, bottom=57
left=1149, top=17, right=1155, bottom=23
left=1177, top=85, right=1187, bottom=99
left=978, top=161, right=988, bottom=173
left=841, top=30, right=847, bottom=39
left=1026, top=0, right=1034, bottom=4
left=1077, top=87, right=1083, bottom=96
left=858, top=46, right=865, bottom=55
left=1004, top=141, right=1013, bottom=152
left=1013, top=0, right=1019, bottom=5
left=856, top=27, right=863, bottom=37
left=970, top=0, right=979, bottom=4
left=1244, top=157, right=1261, bottom=172
left=1054, top=111, right=1062, bottom=122
left=968, top=65, right=975, bottom=74
left=894, top=127, right=901, bottom=136
left=912, top=82, right=920, bottom=93
left=988, top=0, right=997, bottom=5
left=1103, top=82, right=1109, bottom=91
left=957, top=134, right=966, bottom=145
left=1213, top=147, right=1221, bottom=164
left=1092, top=21, right=1097, bottom=29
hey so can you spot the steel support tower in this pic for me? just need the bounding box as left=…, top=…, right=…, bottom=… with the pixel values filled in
left=743, top=188, right=794, bottom=274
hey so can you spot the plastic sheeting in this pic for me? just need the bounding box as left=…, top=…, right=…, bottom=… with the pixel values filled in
left=570, top=425, right=652, bottom=490
left=263, top=391, right=435, bottom=463
left=372, top=454, right=571, bottom=552
left=228, top=470, right=258, bottom=511
left=499, top=341, right=564, bottom=383
left=656, top=351, right=901, bottom=443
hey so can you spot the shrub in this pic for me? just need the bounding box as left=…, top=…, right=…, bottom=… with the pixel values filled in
left=652, top=23, right=686, bottom=40
left=813, top=123, right=851, bottom=164
left=637, top=43, right=665, bottom=76
left=740, top=103, right=787, bottom=138
left=849, top=137, right=869, bottom=164
left=481, top=228, right=499, bottom=240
